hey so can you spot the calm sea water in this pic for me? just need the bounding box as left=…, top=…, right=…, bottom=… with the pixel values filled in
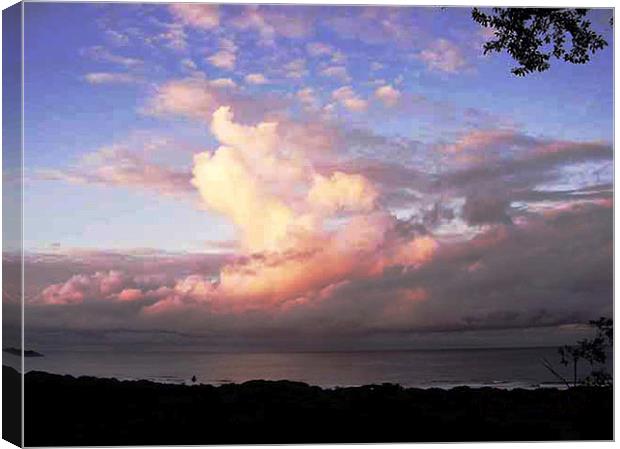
left=9, top=347, right=612, bottom=390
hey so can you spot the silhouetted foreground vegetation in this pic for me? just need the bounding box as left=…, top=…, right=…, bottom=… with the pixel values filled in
left=3, top=366, right=21, bottom=446
left=13, top=366, right=611, bottom=446
left=544, top=317, right=613, bottom=388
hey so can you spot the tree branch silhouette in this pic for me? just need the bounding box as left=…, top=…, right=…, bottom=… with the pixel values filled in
left=472, top=8, right=609, bottom=76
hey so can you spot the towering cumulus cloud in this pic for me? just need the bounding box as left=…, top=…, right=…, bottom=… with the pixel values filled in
left=191, top=106, right=382, bottom=253
left=143, top=105, right=437, bottom=313
left=192, top=106, right=305, bottom=253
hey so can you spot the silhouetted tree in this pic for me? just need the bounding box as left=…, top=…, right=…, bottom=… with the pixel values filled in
left=472, top=8, right=609, bottom=76
left=543, top=317, right=612, bottom=388
left=575, top=317, right=612, bottom=387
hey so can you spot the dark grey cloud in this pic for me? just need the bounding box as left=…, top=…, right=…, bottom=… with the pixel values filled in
left=441, top=135, right=612, bottom=191
left=462, top=194, right=512, bottom=225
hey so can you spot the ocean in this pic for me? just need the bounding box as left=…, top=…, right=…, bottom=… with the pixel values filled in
left=9, top=346, right=612, bottom=389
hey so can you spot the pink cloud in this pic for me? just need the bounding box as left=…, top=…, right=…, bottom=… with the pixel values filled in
left=155, top=23, right=188, bottom=51
left=41, top=271, right=131, bottom=305
left=418, top=39, right=468, bottom=73
left=320, top=66, right=350, bottom=82
left=296, top=87, right=319, bottom=110
left=39, top=270, right=171, bottom=305
left=208, top=51, right=236, bottom=70
left=283, top=58, right=308, bottom=79
left=169, top=4, right=220, bottom=29
left=374, top=84, right=401, bottom=107
left=244, top=73, right=269, bottom=85
left=307, top=171, right=378, bottom=214
left=325, top=7, right=416, bottom=46
left=306, top=42, right=334, bottom=57
left=207, top=38, right=237, bottom=70
left=332, top=86, right=368, bottom=112
left=38, top=145, right=193, bottom=195
left=81, top=46, right=143, bottom=68
left=118, top=288, right=144, bottom=302
left=442, top=129, right=521, bottom=154
left=84, top=72, right=139, bottom=85
left=145, top=76, right=290, bottom=124
left=132, top=202, right=440, bottom=314
left=232, top=5, right=314, bottom=45
left=438, top=129, right=612, bottom=171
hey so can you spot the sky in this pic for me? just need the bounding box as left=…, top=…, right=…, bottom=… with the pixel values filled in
left=6, top=3, right=614, bottom=350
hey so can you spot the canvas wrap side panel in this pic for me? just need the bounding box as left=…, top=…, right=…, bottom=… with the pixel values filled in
left=3, top=2, right=24, bottom=447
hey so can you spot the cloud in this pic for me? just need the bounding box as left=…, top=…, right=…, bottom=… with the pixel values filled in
left=34, top=105, right=437, bottom=317
left=191, top=108, right=299, bottom=253
left=431, top=203, right=611, bottom=330
left=320, top=66, right=350, bottom=82
left=371, top=62, right=385, bottom=71
left=325, top=7, right=415, bottom=46
left=19, top=249, right=227, bottom=296
left=39, top=270, right=165, bottom=305
left=29, top=202, right=611, bottom=348
left=104, top=29, right=130, bottom=46
left=306, top=41, right=345, bottom=63
left=462, top=194, right=512, bottom=225
left=208, top=51, right=236, bottom=70
left=374, top=84, right=401, bottom=107
left=307, top=171, right=378, bottom=214
left=306, top=42, right=334, bottom=57
left=441, top=129, right=527, bottom=155
left=209, top=78, right=237, bottom=89
left=169, top=4, right=220, bottom=29
left=146, top=78, right=220, bottom=120
left=283, top=202, right=612, bottom=335
left=136, top=75, right=612, bottom=246
left=431, top=129, right=613, bottom=237
left=170, top=106, right=435, bottom=310
left=82, top=46, right=143, bottom=68
left=283, top=58, right=308, bottom=79
left=296, top=87, right=318, bottom=110
left=418, top=39, right=468, bottom=73
left=332, top=86, right=368, bottom=112
left=155, top=23, right=188, bottom=51
left=439, top=129, right=612, bottom=177
left=180, top=58, right=198, bottom=71
left=232, top=5, right=314, bottom=46
left=142, top=213, right=437, bottom=314
left=244, top=73, right=269, bottom=85
left=144, top=76, right=289, bottom=123
left=144, top=78, right=341, bottom=152
left=38, top=144, right=193, bottom=196
left=207, top=38, right=237, bottom=70
left=84, top=72, right=139, bottom=84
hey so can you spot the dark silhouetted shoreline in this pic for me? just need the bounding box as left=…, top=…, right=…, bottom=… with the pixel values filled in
left=9, top=366, right=611, bottom=446
left=3, top=347, right=44, bottom=357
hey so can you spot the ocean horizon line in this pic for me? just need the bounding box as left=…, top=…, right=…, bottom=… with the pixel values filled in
left=23, top=344, right=571, bottom=355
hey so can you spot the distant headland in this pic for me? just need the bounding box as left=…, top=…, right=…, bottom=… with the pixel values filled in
left=3, top=347, right=44, bottom=357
